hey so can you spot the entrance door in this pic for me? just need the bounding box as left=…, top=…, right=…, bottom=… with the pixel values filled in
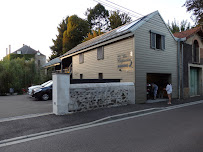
left=190, top=67, right=199, bottom=96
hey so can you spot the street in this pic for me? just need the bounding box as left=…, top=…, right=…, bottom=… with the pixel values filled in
left=1, top=101, right=203, bottom=152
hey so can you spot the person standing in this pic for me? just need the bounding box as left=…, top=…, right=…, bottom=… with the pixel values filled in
left=165, top=82, right=172, bottom=104
left=151, top=83, right=158, bottom=100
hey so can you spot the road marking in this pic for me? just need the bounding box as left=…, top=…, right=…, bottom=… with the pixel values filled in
left=0, top=113, right=53, bottom=123
left=1, top=100, right=203, bottom=147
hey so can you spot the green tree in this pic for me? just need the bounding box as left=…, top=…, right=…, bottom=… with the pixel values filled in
left=109, top=11, right=132, bottom=29
left=62, top=15, right=90, bottom=53
left=49, top=17, right=69, bottom=60
left=168, top=19, right=191, bottom=33
left=0, top=57, right=48, bottom=95
left=83, top=30, right=103, bottom=41
left=183, top=0, right=203, bottom=24
left=86, top=3, right=109, bottom=31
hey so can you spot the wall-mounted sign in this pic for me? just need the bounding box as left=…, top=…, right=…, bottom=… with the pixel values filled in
left=117, top=52, right=133, bottom=71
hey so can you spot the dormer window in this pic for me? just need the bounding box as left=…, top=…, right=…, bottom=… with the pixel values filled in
left=37, top=52, right=40, bottom=55
left=17, top=51, right=21, bottom=54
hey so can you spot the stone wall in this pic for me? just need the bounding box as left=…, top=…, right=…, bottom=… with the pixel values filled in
left=53, top=73, right=135, bottom=115
left=69, top=82, right=135, bottom=112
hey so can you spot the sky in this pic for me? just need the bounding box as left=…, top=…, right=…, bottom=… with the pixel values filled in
left=0, top=0, right=193, bottom=61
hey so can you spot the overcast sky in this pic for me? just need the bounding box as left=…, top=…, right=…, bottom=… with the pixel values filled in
left=0, top=0, right=193, bottom=61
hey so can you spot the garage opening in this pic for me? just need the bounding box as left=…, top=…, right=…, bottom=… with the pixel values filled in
left=147, top=73, right=171, bottom=101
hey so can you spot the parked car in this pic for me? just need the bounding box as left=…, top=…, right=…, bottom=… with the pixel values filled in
left=32, top=81, right=53, bottom=101
left=28, top=80, right=52, bottom=96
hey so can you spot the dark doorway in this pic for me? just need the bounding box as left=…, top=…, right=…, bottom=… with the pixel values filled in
left=147, top=73, right=171, bottom=99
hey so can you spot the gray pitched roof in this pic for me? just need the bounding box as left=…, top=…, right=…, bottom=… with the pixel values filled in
left=60, top=15, right=147, bottom=58
left=42, top=57, right=61, bottom=68
left=12, top=45, right=45, bottom=56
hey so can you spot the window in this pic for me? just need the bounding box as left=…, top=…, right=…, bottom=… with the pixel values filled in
left=193, top=40, right=199, bottom=63
left=150, top=31, right=165, bottom=50
left=17, top=51, right=21, bottom=54
left=80, top=74, right=83, bottom=79
left=79, top=53, right=84, bottom=64
left=97, top=46, right=104, bottom=60
left=38, top=60, right=40, bottom=66
left=98, top=73, right=103, bottom=79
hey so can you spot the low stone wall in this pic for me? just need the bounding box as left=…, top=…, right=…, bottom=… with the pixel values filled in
left=69, top=82, right=135, bottom=112
left=53, top=73, right=135, bottom=115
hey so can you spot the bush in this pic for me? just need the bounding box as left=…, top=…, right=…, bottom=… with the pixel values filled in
left=0, top=57, right=48, bottom=95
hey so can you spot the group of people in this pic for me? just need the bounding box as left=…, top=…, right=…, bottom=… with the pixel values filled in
left=151, top=82, right=172, bottom=105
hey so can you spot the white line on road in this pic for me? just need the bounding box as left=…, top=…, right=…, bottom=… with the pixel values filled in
left=0, top=113, right=53, bottom=123
left=1, top=100, right=203, bottom=148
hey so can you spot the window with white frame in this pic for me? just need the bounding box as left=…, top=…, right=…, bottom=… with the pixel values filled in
left=97, top=46, right=104, bottom=60
left=150, top=30, right=165, bottom=50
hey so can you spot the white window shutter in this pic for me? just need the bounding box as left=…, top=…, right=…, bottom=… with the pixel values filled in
left=162, top=35, right=165, bottom=50
left=151, top=33, right=156, bottom=49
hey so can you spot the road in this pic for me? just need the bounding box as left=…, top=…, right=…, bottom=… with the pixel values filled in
left=1, top=102, right=203, bottom=152
left=0, top=95, right=52, bottom=119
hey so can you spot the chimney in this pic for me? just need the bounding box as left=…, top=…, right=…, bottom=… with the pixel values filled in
left=9, top=45, right=11, bottom=54
left=6, top=48, right=8, bottom=55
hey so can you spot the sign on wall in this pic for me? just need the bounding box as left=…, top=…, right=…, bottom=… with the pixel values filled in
left=117, top=51, right=133, bottom=71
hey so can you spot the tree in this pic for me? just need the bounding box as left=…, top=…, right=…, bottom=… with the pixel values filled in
left=62, top=15, right=90, bottom=53
left=183, top=0, right=203, bottom=24
left=86, top=3, right=109, bottom=31
left=168, top=19, right=191, bottom=33
left=109, top=10, right=132, bottom=29
left=83, top=30, right=103, bottom=41
left=0, top=57, right=48, bottom=95
left=49, top=17, right=69, bottom=60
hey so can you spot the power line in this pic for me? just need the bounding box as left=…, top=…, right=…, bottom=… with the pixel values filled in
left=94, top=0, right=170, bottom=28
left=93, top=0, right=141, bottom=19
left=104, top=0, right=143, bottom=17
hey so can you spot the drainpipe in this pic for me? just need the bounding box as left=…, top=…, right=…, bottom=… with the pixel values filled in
left=61, top=59, right=63, bottom=73
left=182, top=43, right=184, bottom=98
left=177, top=39, right=180, bottom=99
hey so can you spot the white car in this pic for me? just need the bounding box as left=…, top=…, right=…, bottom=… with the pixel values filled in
left=28, top=80, right=52, bottom=96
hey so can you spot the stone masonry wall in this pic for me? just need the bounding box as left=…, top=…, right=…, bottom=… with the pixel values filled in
left=69, top=82, right=135, bottom=112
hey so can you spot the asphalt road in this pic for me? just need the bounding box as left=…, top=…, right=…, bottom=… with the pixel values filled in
left=1, top=101, right=203, bottom=152
left=0, top=95, right=52, bottom=119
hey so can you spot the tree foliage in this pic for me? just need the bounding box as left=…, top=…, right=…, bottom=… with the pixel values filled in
left=49, top=17, right=69, bottom=60
left=83, top=30, right=103, bottom=42
left=0, top=58, right=49, bottom=95
left=183, top=0, right=203, bottom=24
left=109, top=11, right=132, bottom=29
left=86, top=3, right=109, bottom=31
left=62, top=15, right=90, bottom=53
left=168, top=19, right=192, bottom=33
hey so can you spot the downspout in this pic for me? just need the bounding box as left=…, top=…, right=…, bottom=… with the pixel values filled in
left=177, top=39, right=180, bottom=99
left=60, top=59, right=63, bottom=73
left=182, top=43, right=184, bottom=98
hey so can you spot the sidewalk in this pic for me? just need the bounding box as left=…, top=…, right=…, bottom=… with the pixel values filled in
left=1, top=96, right=203, bottom=141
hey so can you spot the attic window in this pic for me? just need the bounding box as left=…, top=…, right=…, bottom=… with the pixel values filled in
left=150, top=30, right=165, bottom=50
left=37, top=52, right=40, bottom=55
left=17, top=51, right=21, bottom=54
left=79, top=53, right=84, bottom=64
left=97, top=46, right=104, bottom=60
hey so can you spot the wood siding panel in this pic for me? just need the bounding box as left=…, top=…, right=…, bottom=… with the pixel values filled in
left=134, top=13, right=178, bottom=103
left=72, top=38, right=135, bottom=82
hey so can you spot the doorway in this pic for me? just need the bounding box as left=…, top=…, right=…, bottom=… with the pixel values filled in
left=147, top=73, right=171, bottom=100
left=190, top=67, right=199, bottom=96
